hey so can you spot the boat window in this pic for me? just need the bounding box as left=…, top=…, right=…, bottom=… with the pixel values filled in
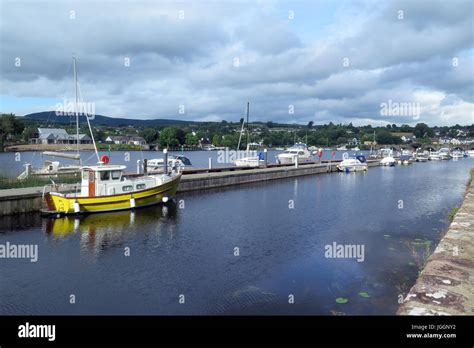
left=136, top=183, right=146, bottom=190
left=82, top=170, right=89, bottom=181
left=122, top=185, right=133, bottom=192
left=100, top=171, right=110, bottom=181
left=111, top=171, right=121, bottom=180
left=298, top=151, right=305, bottom=155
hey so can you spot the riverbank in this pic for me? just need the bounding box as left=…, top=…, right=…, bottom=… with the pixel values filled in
left=397, top=168, right=474, bottom=315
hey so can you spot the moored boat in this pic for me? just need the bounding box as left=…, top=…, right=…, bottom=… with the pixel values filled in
left=337, top=154, right=368, bottom=172
left=41, top=58, right=181, bottom=216
left=276, top=143, right=313, bottom=164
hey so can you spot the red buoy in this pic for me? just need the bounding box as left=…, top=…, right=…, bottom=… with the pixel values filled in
left=100, top=155, right=110, bottom=164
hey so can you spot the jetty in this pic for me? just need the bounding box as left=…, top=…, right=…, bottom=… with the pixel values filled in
left=398, top=170, right=474, bottom=315
left=0, top=159, right=379, bottom=216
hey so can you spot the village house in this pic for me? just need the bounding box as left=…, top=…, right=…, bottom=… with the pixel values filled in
left=30, top=128, right=92, bottom=145
left=105, top=135, right=147, bottom=146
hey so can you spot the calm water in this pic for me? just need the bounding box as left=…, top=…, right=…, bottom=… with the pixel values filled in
left=0, top=149, right=366, bottom=178
left=0, top=159, right=472, bottom=315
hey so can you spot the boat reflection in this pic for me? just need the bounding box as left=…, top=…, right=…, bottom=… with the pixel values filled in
left=42, top=202, right=178, bottom=255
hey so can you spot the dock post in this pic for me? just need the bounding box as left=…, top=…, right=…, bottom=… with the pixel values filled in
left=294, top=156, right=298, bottom=168
left=163, top=149, right=168, bottom=175
left=137, top=159, right=142, bottom=174
left=25, top=163, right=31, bottom=178
left=208, top=157, right=212, bottom=169
left=264, top=149, right=268, bottom=167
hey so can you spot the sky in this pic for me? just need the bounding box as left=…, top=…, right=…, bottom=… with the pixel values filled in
left=0, top=0, right=473, bottom=126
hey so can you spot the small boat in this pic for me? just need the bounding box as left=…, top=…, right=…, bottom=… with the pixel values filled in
left=17, top=151, right=82, bottom=180
left=42, top=162, right=181, bottom=215
left=450, top=150, right=464, bottom=160
left=147, top=155, right=192, bottom=171
left=467, top=150, right=474, bottom=158
left=415, top=152, right=429, bottom=162
left=380, top=156, right=396, bottom=166
left=439, top=148, right=451, bottom=160
left=396, top=155, right=414, bottom=165
left=41, top=58, right=181, bottom=216
left=337, top=154, right=368, bottom=172
left=336, top=145, right=347, bottom=151
left=428, top=151, right=442, bottom=161
left=276, top=143, right=313, bottom=164
left=234, top=102, right=265, bottom=167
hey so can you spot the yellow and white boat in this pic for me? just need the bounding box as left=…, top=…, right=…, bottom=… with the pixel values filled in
left=42, top=164, right=181, bottom=215
left=41, top=58, right=181, bottom=216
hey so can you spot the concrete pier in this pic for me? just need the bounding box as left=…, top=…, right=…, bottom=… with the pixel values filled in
left=398, top=170, right=474, bottom=315
left=0, top=160, right=379, bottom=216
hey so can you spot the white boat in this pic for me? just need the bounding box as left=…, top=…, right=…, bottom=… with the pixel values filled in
left=439, top=148, right=451, bottom=160
left=467, top=150, right=474, bottom=158
left=17, top=151, right=82, bottom=180
left=352, top=146, right=360, bottom=151
left=380, top=156, right=396, bottom=166
left=147, top=155, right=192, bottom=171
left=337, top=154, right=368, bottom=172
left=450, top=151, right=464, bottom=160
left=429, top=151, right=442, bottom=161
left=336, top=145, right=347, bottom=151
left=396, top=155, right=414, bottom=165
left=234, top=156, right=264, bottom=167
left=233, top=102, right=264, bottom=167
left=276, top=143, right=313, bottom=164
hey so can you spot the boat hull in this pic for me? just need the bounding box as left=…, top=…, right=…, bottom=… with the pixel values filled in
left=43, top=174, right=181, bottom=215
left=336, top=164, right=368, bottom=172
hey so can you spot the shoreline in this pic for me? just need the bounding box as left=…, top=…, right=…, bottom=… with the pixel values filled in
left=397, top=168, right=474, bottom=315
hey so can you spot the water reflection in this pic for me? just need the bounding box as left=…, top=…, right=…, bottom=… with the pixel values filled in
left=42, top=202, right=178, bottom=255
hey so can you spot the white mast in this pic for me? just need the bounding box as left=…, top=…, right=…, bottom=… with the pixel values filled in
left=74, top=57, right=100, bottom=163
left=73, top=57, right=80, bottom=159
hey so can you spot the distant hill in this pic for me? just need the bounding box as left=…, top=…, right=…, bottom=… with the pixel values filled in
left=23, top=111, right=198, bottom=127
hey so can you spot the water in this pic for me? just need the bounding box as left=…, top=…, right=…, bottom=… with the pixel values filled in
left=0, top=149, right=367, bottom=178
left=0, top=159, right=472, bottom=315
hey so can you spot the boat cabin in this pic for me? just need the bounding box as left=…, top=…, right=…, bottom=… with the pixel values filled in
left=80, top=165, right=127, bottom=197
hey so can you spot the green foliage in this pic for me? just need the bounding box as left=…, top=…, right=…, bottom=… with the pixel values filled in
left=159, top=127, right=180, bottom=147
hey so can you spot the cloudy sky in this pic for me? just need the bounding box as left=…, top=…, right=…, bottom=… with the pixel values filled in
left=1, top=0, right=473, bottom=125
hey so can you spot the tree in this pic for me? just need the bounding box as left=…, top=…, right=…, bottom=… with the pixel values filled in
left=414, top=123, right=434, bottom=138
left=141, top=128, right=159, bottom=144
left=159, top=127, right=179, bottom=147
left=0, top=114, right=25, bottom=150
left=307, top=121, right=314, bottom=129
left=185, top=133, right=198, bottom=146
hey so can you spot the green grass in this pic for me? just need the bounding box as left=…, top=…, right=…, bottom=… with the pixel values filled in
left=0, top=174, right=79, bottom=190
left=448, top=207, right=459, bottom=221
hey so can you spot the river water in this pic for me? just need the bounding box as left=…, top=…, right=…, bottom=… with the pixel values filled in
left=0, top=158, right=472, bottom=314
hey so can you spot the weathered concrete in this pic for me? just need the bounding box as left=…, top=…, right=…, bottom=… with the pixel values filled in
left=0, top=160, right=379, bottom=215
left=398, top=170, right=474, bottom=316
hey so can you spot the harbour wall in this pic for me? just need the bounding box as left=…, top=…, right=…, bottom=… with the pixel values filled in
left=0, top=160, right=379, bottom=216
left=397, top=170, right=474, bottom=315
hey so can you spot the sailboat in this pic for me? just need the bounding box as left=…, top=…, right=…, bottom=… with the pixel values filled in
left=41, top=58, right=181, bottom=216
left=233, top=102, right=264, bottom=167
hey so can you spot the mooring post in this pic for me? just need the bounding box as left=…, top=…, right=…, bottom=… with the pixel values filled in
left=137, top=159, right=142, bottom=174
left=294, top=156, right=298, bottom=168
left=208, top=157, right=212, bottom=169
left=163, top=149, right=168, bottom=175
left=264, top=148, right=268, bottom=167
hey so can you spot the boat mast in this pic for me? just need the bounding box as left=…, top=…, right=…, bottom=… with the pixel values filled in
left=74, top=58, right=100, bottom=163
left=73, top=57, right=80, bottom=161
left=246, top=101, right=250, bottom=151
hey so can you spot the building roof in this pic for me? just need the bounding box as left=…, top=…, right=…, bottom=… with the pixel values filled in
left=38, top=128, right=69, bottom=136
